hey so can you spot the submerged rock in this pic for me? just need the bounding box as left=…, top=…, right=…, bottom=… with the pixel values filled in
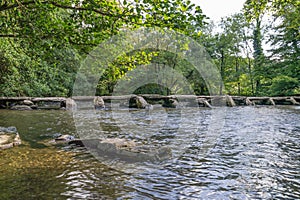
left=100, top=138, right=136, bottom=148
left=54, top=134, right=75, bottom=142
left=0, top=126, right=17, bottom=133
left=69, top=137, right=172, bottom=162
left=51, top=134, right=172, bottom=162
left=0, top=126, right=21, bottom=150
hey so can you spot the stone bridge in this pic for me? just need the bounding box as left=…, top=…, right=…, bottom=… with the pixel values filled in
left=0, top=95, right=299, bottom=110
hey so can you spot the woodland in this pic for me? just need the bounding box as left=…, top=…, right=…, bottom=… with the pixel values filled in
left=0, top=0, right=299, bottom=97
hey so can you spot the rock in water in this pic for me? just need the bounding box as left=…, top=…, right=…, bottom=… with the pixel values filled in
left=136, top=96, right=148, bottom=109
left=66, top=98, right=77, bottom=110
left=0, top=126, right=21, bottom=150
left=23, top=100, right=34, bottom=106
left=100, top=138, right=136, bottom=148
left=53, top=136, right=172, bottom=163
left=79, top=138, right=172, bottom=162
left=94, top=96, right=105, bottom=109
left=170, top=99, right=179, bottom=108
left=54, top=134, right=75, bottom=142
left=145, top=104, right=153, bottom=110
left=0, top=126, right=17, bottom=133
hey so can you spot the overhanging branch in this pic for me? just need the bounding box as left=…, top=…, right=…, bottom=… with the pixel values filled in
left=49, top=1, right=115, bottom=17
left=0, top=1, right=35, bottom=12
left=0, top=1, right=116, bottom=17
left=0, top=34, right=18, bottom=37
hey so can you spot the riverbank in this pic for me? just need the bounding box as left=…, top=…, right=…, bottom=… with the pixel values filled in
left=0, top=95, right=299, bottom=110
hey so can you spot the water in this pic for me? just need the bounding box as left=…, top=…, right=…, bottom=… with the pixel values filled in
left=0, top=106, right=299, bottom=199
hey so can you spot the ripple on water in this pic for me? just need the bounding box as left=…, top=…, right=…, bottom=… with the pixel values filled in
left=0, top=106, right=299, bottom=199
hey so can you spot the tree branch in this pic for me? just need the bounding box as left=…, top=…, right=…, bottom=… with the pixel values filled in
left=0, top=1, right=118, bottom=18
left=49, top=1, right=115, bottom=17
left=0, top=1, right=35, bottom=12
left=0, top=34, right=18, bottom=37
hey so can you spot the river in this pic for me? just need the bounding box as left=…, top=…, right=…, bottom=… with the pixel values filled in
left=0, top=106, right=299, bottom=199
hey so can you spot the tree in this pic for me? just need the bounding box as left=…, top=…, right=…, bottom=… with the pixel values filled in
left=94, top=0, right=208, bottom=95
left=0, top=0, right=127, bottom=96
left=270, top=76, right=299, bottom=96
left=243, top=0, right=300, bottom=96
left=198, top=13, right=255, bottom=96
left=0, top=0, right=208, bottom=97
left=243, top=0, right=268, bottom=95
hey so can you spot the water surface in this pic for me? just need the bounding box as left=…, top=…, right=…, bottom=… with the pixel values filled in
left=0, top=106, right=299, bottom=199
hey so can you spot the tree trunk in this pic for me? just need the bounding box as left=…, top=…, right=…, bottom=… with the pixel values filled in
left=220, top=50, right=225, bottom=95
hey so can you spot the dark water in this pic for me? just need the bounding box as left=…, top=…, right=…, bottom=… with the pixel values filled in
left=0, top=106, right=299, bottom=199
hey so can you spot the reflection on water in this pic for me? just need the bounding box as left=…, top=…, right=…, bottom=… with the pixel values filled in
left=0, top=106, right=299, bottom=199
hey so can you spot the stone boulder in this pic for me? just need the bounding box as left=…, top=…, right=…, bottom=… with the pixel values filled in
left=54, top=134, right=75, bottom=143
left=0, top=126, right=17, bottom=133
left=94, top=96, right=105, bottom=109
left=163, top=98, right=179, bottom=108
left=136, top=96, right=149, bottom=109
left=0, top=126, right=21, bottom=150
left=170, top=99, right=179, bottom=108
left=23, top=100, right=34, bottom=106
left=65, top=98, right=77, bottom=110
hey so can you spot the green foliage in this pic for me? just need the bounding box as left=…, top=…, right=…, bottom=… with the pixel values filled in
left=0, top=0, right=298, bottom=97
left=96, top=50, right=156, bottom=95
left=270, top=76, right=299, bottom=96
left=151, top=51, right=209, bottom=95
left=269, top=2, right=300, bottom=80
left=242, top=0, right=300, bottom=96
left=133, top=0, right=207, bottom=36
left=198, top=13, right=255, bottom=95
left=0, top=38, right=80, bottom=97
left=134, top=83, right=171, bottom=95
left=0, top=0, right=208, bottom=97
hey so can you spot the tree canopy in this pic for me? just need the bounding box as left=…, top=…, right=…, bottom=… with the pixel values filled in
left=0, top=0, right=299, bottom=97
